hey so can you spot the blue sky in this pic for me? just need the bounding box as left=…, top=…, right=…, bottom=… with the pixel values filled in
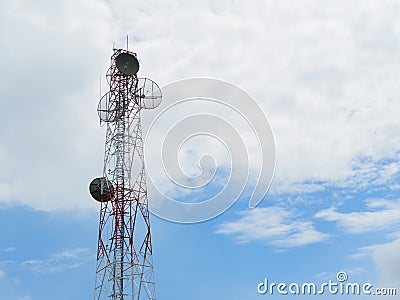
left=1, top=0, right=400, bottom=299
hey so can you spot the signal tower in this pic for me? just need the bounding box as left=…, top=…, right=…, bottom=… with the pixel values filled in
left=89, top=48, right=162, bottom=300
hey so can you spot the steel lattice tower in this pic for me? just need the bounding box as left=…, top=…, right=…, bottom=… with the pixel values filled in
left=90, top=48, right=162, bottom=300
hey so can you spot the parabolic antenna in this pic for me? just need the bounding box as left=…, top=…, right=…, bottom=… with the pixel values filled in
left=97, top=91, right=123, bottom=122
left=116, top=52, right=139, bottom=75
left=89, top=177, right=114, bottom=202
left=137, top=78, right=162, bottom=109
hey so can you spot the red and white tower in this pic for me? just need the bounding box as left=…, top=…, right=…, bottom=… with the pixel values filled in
left=89, top=48, right=161, bottom=300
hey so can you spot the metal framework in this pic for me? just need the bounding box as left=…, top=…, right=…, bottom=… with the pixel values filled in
left=93, top=48, right=160, bottom=300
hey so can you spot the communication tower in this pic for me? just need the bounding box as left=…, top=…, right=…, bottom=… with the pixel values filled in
left=89, top=48, right=162, bottom=300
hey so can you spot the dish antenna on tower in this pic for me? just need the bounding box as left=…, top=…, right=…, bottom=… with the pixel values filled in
left=115, top=52, right=140, bottom=75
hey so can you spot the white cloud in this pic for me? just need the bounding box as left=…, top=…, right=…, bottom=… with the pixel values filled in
left=52, top=248, right=88, bottom=259
left=22, top=248, right=90, bottom=273
left=369, top=239, right=400, bottom=289
left=0, top=0, right=399, bottom=212
left=2, top=247, right=16, bottom=252
left=216, top=207, right=327, bottom=247
left=0, top=0, right=117, bottom=211
left=355, top=239, right=400, bottom=291
left=316, top=199, right=400, bottom=233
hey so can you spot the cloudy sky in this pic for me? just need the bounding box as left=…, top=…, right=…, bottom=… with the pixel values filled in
left=1, top=0, right=400, bottom=299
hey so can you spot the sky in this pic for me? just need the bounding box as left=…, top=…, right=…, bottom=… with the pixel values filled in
left=1, top=0, right=400, bottom=299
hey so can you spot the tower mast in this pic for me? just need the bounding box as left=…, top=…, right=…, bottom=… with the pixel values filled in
left=90, top=48, right=161, bottom=300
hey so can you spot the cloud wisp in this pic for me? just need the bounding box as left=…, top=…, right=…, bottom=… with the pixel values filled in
left=316, top=199, right=400, bottom=234
left=22, top=248, right=90, bottom=274
left=216, top=206, right=328, bottom=247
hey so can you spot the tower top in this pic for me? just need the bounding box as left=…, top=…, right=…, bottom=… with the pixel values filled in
left=115, top=52, right=140, bottom=75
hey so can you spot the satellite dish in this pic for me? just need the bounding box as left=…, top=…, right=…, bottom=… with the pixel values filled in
left=116, top=52, right=139, bottom=75
left=136, top=78, right=162, bottom=109
left=89, top=177, right=114, bottom=202
left=97, top=91, right=123, bottom=122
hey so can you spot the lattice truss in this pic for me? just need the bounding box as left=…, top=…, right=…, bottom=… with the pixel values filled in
left=91, top=49, right=161, bottom=300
